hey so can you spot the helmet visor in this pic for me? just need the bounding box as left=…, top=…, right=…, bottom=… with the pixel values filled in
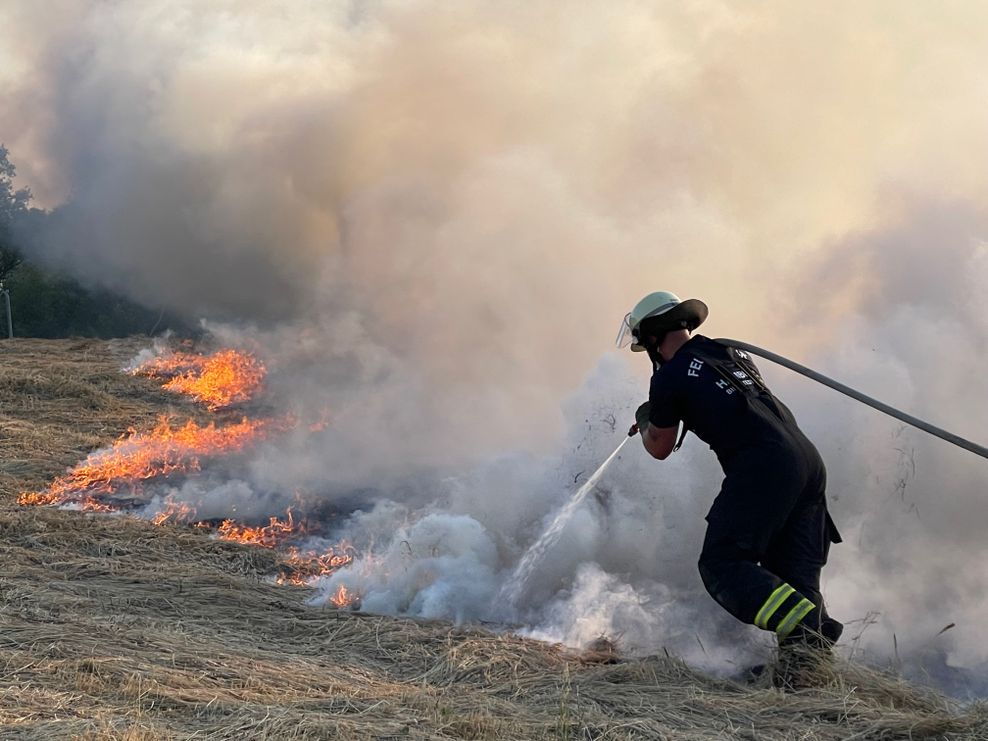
left=615, top=312, right=635, bottom=349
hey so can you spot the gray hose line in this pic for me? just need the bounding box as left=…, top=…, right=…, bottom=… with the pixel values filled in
left=715, top=338, right=988, bottom=461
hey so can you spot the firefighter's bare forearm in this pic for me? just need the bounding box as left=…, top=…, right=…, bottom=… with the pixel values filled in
left=642, top=423, right=678, bottom=460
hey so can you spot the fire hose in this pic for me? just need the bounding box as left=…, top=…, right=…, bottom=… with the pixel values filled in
left=715, top=338, right=988, bottom=461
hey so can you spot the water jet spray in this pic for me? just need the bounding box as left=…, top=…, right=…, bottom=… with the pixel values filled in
left=499, top=436, right=631, bottom=609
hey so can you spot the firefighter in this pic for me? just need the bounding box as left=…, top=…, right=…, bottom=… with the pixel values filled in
left=617, top=291, right=842, bottom=682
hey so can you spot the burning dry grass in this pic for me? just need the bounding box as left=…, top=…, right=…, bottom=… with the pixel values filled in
left=1, top=338, right=987, bottom=739
left=16, top=416, right=273, bottom=510
left=12, top=339, right=356, bottom=599
left=131, top=348, right=266, bottom=411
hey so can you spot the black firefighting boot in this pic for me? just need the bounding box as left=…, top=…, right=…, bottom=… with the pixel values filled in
left=773, top=608, right=841, bottom=690
left=821, top=615, right=844, bottom=645
left=742, top=616, right=843, bottom=687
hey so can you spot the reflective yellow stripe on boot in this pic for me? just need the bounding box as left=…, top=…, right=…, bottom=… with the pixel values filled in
left=754, top=584, right=795, bottom=629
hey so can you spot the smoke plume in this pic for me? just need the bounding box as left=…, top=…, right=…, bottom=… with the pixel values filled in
left=3, top=1, right=987, bottom=692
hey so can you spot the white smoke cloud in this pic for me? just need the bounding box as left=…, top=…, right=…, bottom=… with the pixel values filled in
left=313, top=511, right=499, bottom=622
left=3, top=0, right=988, bottom=693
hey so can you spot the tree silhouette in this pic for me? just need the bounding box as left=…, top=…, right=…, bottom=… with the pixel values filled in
left=0, top=144, right=32, bottom=285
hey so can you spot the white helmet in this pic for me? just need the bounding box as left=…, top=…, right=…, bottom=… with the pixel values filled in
left=616, top=291, right=708, bottom=352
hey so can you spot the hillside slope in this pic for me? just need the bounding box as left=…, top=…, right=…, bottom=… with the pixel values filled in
left=0, top=338, right=985, bottom=740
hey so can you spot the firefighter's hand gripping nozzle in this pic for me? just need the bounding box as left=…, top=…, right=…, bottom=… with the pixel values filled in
left=629, top=401, right=651, bottom=438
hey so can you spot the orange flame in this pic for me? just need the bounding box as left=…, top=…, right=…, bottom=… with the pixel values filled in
left=17, top=416, right=270, bottom=507
left=17, top=491, right=61, bottom=507
left=79, top=498, right=116, bottom=514
left=308, top=408, right=332, bottom=432
left=150, top=498, right=198, bottom=526
left=216, top=509, right=303, bottom=549
left=275, top=542, right=357, bottom=586
left=330, top=583, right=359, bottom=609
left=133, top=349, right=266, bottom=410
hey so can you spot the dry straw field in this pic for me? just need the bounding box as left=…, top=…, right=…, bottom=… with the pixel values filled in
left=1, top=338, right=986, bottom=739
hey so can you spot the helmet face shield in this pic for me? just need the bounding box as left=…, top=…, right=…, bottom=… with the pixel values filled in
left=615, top=313, right=634, bottom=349
left=615, top=313, right=646, bottom=351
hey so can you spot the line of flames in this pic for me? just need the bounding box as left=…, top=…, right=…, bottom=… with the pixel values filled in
left=17, top=416, right=275, bottom=508
left=19, top=345, right=359, bottom=608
